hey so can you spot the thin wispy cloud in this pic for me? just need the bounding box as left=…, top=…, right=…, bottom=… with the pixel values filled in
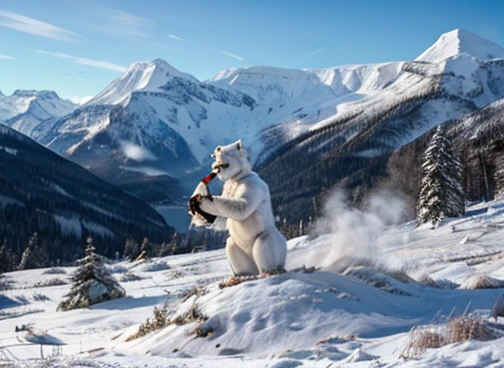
left=0, top=54, right=15, bottom=60
left=107, top=9, right=155, bottom=28
left=219, top=50, right=244, bottom=61
left=94, top=8, right=156, bottom=39
left=37, top=50, right=126, bottom=72
left=45, top=73, right=84, bottom=81
left=296, top=48, right=324, bottom=61
left=0, top=9, right=84, bottom=42
left=168, top=34, right=182, bottom=41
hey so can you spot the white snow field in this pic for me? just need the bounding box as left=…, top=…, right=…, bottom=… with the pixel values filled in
left=1, top=198, right=504, bottom=367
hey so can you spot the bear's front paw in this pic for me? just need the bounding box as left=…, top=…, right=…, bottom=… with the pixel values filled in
left=188, top=194, right=216, bottom=224
left=189, top=194, right=202, bottom=215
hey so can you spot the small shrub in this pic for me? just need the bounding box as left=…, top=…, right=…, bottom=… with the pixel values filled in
left=0, top=275, right=14, bottom=290
left=126, top=306, right=170, bottom=341
left=32, top=278, right=68, bottom=288
left=120, top=272, right=142, bottom=282
left=126, top=305, right=208, bottom=341
left=142, top=261, right=169, bottom=272
left=192, top=324, right=214, bottom=338
left=106, top=264, right=128, bottom=274
left=43, top=268, right=66, bottom=275
left=179, top=286, right=207, bottom=302
left=32, top=293, right=50, bottom=301
left=172, top=306, right=207, bottom=326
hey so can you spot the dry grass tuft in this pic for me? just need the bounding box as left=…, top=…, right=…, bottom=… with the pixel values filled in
left=415, top=274, right=441, bottom=288
left=447, top=316, right=498, bottom=343
left=180, top=285, right=207, bottom=302
left=402, top=328, right=446, bottom=358
left=402, top=315, right=500, bottom=359
left=459, top=275, right=504, bottom=290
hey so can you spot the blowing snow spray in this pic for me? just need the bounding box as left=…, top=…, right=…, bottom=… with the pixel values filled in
left=188, top=169, right=219, bottom=226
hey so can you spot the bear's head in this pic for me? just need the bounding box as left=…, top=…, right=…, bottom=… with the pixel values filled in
left=211, top=139, right=251, bottom=182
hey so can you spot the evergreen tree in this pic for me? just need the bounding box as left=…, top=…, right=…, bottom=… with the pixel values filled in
left=158, top=232, right=179, bottom=257
left=0, top=240, right=16, bottom=273
left=123, top=238, right=140, bottom=261
left=58, top=237, right=126, bottom=311
left=169, top=232, right=179, bottom=254
left=17, top=232, right=48, bottom=270
left=417, top=125, right=465, bottom=225
left=140, top=237, right=151, bottom=259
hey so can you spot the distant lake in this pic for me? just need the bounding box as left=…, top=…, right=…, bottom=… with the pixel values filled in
left=155, top=205, right=191, bottom=233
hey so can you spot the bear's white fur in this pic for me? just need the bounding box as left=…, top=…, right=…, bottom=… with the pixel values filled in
left=199, top=140, right=287, bottom=276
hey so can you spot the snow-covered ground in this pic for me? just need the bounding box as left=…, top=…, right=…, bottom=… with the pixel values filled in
left=1, top=199, right=504, bottom=367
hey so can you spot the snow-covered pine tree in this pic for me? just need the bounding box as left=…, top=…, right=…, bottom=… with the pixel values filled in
left=417, top=125, right=465, bottom=225
left=58, top=237, right=125, bottom=311
left=123, top=238, right=140, bottom=261
left=0, top=240, right=16, bottom=273
left=17, top=232, right=48, bottom=270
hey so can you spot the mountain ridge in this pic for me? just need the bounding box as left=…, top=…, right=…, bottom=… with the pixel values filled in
left=3, top=29, right=504, bottom=219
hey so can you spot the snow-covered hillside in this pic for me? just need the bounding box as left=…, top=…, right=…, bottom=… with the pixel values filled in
left=0, top=90, right=76, bottom=136
left=1, top=198, right=504, bottom=367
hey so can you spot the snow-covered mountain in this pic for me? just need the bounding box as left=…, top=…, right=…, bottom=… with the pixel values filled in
left=20, top=60, right=413, bottom=202
left=5, top=29, right=504, bottom=212
left=0, top=90, right=76, bottom=136
left=255, top=29, right=504, bottom=221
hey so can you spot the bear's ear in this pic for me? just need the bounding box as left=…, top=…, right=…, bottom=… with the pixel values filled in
left=236, top=139, right=243, bottom=151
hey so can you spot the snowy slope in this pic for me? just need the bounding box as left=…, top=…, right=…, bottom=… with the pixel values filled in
left=1, top=198, right=504, bottom=367
left=0, top=90, right=76, bottom=136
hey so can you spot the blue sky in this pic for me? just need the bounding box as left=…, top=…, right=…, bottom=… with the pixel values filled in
left=0, top=0, right=502, bottom=103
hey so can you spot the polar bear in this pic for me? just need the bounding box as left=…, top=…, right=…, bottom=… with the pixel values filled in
left=192, top=140, right=287, bottom=276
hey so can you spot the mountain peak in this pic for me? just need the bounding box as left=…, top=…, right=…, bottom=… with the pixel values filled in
left=125, top=58, right=196, bottom=81
left=88, top=58, right=199, bottom=106
left=11, top=90, right=60, bottom=99
left=416, top=29, right=504, bottom=62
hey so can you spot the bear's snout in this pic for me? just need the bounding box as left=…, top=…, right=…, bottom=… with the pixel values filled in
left=212, top=162, right=230, bottom=171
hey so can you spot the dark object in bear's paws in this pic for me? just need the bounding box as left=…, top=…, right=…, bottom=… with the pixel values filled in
left=189, top=195, right=216, bottom=224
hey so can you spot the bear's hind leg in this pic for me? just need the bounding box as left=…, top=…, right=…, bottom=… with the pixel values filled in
left=252, top=231, right=287, bottom=274
left=226, top=237, right=259, bottom=276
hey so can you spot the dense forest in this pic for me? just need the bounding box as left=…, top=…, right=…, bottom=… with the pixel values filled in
left=0, top=125, right=175, bottom=269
